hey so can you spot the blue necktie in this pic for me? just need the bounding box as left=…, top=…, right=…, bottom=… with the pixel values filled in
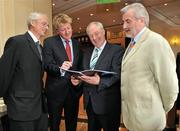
left=90, top=48, right=99, bottom=70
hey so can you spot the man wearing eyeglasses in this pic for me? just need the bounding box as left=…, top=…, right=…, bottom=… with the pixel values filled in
left=0, top=12, right=49, bottom=131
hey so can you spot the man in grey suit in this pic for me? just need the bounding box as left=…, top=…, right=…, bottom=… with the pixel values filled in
left=120, top=3, right=179, bottom=131
left=0, top=12, right=49, bottom=131
left=72, top=21, right=124, bottom=131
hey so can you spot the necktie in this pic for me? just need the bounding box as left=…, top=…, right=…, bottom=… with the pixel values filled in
left=126, top=39, right=135, bottom=54
left=90, top=48, right=99, bottom=70
left=36, top=41, right=42, bottom=60
left=65, top=40, right=72, bottom=62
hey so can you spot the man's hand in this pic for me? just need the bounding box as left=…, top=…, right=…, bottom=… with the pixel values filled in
left=71, top=76, right=81, bottom=86
left=79, top=73, right=100, bottom=85
left=60, top=61, right=72, bottom=70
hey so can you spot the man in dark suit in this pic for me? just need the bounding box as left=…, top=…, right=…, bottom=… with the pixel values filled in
left=0, top=12, right=49, bottom=131
left=43, top=13, right=82, bottom=131
left=72, top=21, right=124, bottom=131
left=176, top=52, right=180, bottom=110
left=176, top=52, right=180, bottom=127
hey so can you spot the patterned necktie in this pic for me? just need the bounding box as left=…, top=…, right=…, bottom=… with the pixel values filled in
left=90, top=48, right=99, bottom=70
left=126, top=39, right=135, bottom=55
left=65, top=40, right=72, bottom=62
left=35, top=41, right=42, bottom=60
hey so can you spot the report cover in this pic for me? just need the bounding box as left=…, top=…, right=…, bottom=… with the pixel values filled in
left=60, top=67, right=117, bottom=77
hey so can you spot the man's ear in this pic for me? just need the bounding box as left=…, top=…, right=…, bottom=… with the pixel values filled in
left=30, top=21, right=35, bottom=27
left=140, top=17, right=145, bottom=24
left=102, top=29, right=105, bottom=35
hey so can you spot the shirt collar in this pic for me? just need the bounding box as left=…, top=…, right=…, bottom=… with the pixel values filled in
left=95, top=40, right=107, bottom=51
left=134, top=27, right=146, bottom=43
left=60, top=36, right=72, bottom=43
left=28, top=30, right=39, bottom=43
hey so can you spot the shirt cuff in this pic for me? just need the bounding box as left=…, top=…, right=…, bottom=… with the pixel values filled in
left=60, top=68, right=65, bottom=76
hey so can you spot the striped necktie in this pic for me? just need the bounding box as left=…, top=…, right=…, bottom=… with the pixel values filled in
left=90, top=48, right=99, bottom=70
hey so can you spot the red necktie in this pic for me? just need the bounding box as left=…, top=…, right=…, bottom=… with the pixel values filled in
left=65, top=40, right=72, bottom=62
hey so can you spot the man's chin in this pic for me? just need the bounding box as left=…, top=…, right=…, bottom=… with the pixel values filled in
left=124, top=31, right=132, bottom=38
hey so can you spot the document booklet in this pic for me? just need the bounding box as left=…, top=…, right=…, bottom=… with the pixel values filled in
left=60, top=67, right=117, bottom=77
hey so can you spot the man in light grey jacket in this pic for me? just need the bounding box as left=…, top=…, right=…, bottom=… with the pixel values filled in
left=120, top=3, right=179, bottom=131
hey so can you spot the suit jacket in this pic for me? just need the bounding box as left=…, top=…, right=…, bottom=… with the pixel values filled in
left=121, top=27, right=179, bottom=131
left=43, top=35, right=82, bottom=102
left=82, top=42, right=124, bottom=114
left=0, top=32, right=44, bottom=121
left=176, top=52, right=180, bottom=109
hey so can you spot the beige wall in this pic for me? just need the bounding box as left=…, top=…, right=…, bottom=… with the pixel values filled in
left=0, top=0, right=52, bottom=56
left=150, top=19, right=180, bottom=56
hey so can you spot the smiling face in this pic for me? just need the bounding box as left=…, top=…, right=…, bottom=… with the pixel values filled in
left=30, top=15, right=49, bottom=39
left=87, top=23, right=105, bottom=48
left=122, top=9, right=144, bottom=38
left=57, top=23, right=72, bottom=40
left=53, top=13, right=73, bottom=41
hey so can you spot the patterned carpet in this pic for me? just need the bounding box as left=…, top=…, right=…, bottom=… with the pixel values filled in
left=52, top=97, right=180, bottom=131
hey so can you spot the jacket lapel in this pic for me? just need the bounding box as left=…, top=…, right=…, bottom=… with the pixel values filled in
left=25, top=32, right=42, bottom=61
left=83, top=47, right=93, bottom=70
left=122, top=28, right=150, bottom=66
left=55, top=35, right=68, bottom=61
left=71, top=39, right=78, bottom=66
left=54, top=36, right=79, bottom=66
left=94, top=43, right=110, bottom=69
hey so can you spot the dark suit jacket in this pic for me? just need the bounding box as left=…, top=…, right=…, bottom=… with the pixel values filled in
left=43, top=35, right=82, bottom=102
left=176, top=52, right=180, bottom=109
left=82, top=42, right=124, bottom=114
left=0, top=32, right=44, bottom=121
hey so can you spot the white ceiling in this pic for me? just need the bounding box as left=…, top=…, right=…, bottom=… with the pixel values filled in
left=52, top=0, right=180, bottom=35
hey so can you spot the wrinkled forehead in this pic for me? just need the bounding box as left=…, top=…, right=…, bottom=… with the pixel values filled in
left=122, top=9, right=136, bottom=20
left=58, top=23, right=71, bottom=29
left=88, top=24, right=103, bottom=33
left=35, top=15, right=48, bottom=22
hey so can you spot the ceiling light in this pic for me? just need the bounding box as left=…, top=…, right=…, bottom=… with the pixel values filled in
left=90, top=13, right=94, bottom=16
left=79, top=27, right=82, bottom=30
left=164, top=3, right=168, bottom=6
left=125, top=3, right=128, bottom=6
left=77, top=17, right=80, bottom=20
left=113, top=20, right=116, bottom=22
left=52, top=3, right=55, bottom=6
left=106, top=9, right=109, bottom=12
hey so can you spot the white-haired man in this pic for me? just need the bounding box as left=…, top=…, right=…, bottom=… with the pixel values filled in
left=120, top=3, right=179, bottom=131
left=0, top=12, right=49, bottom=131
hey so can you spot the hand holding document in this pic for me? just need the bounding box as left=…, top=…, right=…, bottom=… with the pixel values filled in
left=59, top=67, right=117, bottom=77
left=60, top=61, right=72, bottom=70
left=59, top=61, right=72, bottom=76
